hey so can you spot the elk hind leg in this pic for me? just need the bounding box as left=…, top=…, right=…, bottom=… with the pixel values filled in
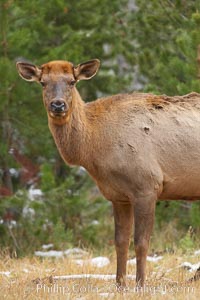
left=113, top=202, right=134, bottom=287
left=134, top=195, right=156, bottom=287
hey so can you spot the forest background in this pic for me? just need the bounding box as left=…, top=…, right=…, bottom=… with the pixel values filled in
left=1, top=0, right=200, bottom=256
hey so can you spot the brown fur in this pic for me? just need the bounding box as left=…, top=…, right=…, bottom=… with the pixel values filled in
left=16, top=59, right=200, bottom=287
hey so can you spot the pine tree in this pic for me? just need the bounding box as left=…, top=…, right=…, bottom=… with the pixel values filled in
left=131, top=0, right=200, bottom=95
left=0, top=0, right=132, bottom=190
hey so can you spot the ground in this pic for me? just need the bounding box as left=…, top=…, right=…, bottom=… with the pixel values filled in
left=0, top=250, right=200, bottom=299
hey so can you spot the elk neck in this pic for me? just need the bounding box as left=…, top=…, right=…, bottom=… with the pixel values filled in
left=48, top=88, right=91, bottom=166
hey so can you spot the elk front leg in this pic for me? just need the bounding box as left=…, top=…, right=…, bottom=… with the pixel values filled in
left=113, top=202, right=133, bottom=287
left=134, top=196, right=156, bottom=287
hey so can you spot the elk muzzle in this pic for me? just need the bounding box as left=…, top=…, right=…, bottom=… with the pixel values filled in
left=51, top=100, right=66, bottom=112
left=49, top=99, right=68, bottom=117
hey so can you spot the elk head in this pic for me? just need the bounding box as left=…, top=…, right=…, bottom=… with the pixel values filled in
left=16, top=59, right=100, bottom=124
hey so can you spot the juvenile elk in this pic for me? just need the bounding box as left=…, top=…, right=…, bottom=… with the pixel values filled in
left=16, top=59, right=200, bottom=287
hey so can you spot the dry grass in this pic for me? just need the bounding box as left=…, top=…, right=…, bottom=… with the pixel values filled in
left=0, top=250, right=200, bottom=300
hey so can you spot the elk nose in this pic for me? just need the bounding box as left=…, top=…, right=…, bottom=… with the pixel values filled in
left=50, top=100, right=66, bottom=113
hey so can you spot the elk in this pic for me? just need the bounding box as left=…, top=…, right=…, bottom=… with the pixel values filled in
left=16, top=59, right=200, bottom=287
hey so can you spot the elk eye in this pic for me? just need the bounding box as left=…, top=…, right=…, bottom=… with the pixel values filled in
left=40, top=81, right=46, bottom=87
left=70, top=80, right=76, bottom=86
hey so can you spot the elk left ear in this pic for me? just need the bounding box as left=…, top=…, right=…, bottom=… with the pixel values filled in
left=16, top=62, right=42, bottom=82
left=74, top=59, right=100, bottom=81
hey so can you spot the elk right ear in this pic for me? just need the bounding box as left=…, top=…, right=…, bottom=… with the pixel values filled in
left=16, top=62, right=42, bottom=82
left=74, top=59, right=100, bottom=81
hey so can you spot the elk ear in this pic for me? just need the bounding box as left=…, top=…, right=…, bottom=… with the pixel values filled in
left=16, top=62, right=42, bottom=82
left=74, top=59, right=100, bottom=81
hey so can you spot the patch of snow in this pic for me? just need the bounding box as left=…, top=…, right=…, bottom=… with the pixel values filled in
left=91, top=257, right=110, bottom=268
left=42, top=219, right=53, bottom=231
left=34, top=248, right=109, bottom=269
left=86, top=30, right=94, bottom=38
left=42, top=244, right=54, bottom=250
left=91, top=220, right=99, bottom=226
left=22, top=206, right=35, bottom=218
left=9, top=168, right=19, bottom=177
left=128, top=256, right=163, bottom=265
left=35, top=250, right=63, bottom=258
left=76, top=166, right=86, bottom=176
left=194, top=249, right=200, bottom=255
left=67, top=189, right=73, bottom=196
left=35, top=247, right=88, bottom=258
left=73, top=259, right=84, bottom=266
left=147, top=255, right=163, bottom=262
left=103, top=44, right=112, bottom=55
left=23, top=268, right=29, bottom=273
left=181, top=261, right=200, bottom=272
left=73, top=257, right=110, bottom=268
left=64, top=247, right=88, bottom=257
left=28, top=186, right=43, bottom=201
left=8, top=220, right=17, bottom=228
left=0, top=271, right=11, bottom=277
left=127, top=258, right=136, bottom=265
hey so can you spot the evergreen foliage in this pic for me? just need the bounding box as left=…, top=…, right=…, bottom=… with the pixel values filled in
left=0, top=0, right=130, bottom=254
left=131, top=0, right=200, bottom=95
left=0, top=0, right=132, bottom=178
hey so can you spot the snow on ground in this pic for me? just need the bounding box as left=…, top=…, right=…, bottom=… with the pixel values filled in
left=28, top=186, right=43, bottom=201
left=35, top=250, right=64, bottom=258
left=181, top=261, right=200, bottom=272
left=21, top=248, right=200, bottom=282
left=22, top=206, right=35, bottom=218
left=128, top=255, right=163, bottom=265
left=34, top=248, right=110, bottom=267
left=42, top=243, right=54, bottom=250
left=73, top=257, right=110, bottom=268
left=23, top=268, right=29, bottom=273
left=180, top=248, right=200, bottom=271
left=34, top=248, right=164, bottom=266
left=0, top=271, right=11, bottom=277
left=90, top=220, right=100, bottom=225
left=35, top=247, right=89, bottom=258
left=9, top=168, right=19, bottom=177
left=35, top=245, right=112, bottom=268
left=146, top=255, right=163, bottom=262
left=194, top=249, right=200, bottom=255
left=64, top=247, right=88, bottom=257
